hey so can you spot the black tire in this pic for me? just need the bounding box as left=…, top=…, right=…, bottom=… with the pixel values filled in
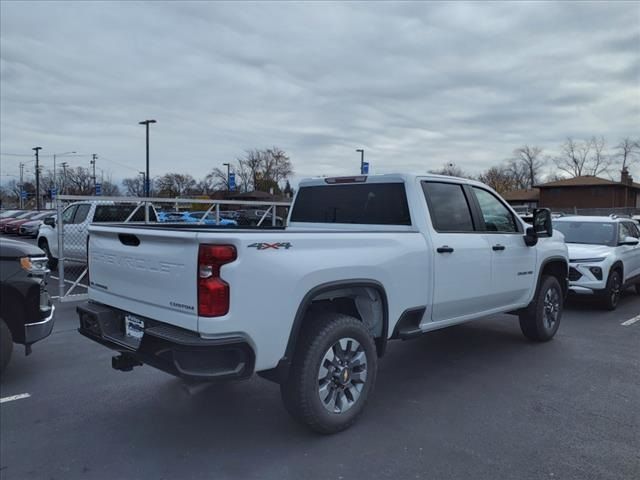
left=39, top=239, right=58, bottom=270
left=280, top=312, right=377, bottom=434
left=519, top=275, right=563, bottom=342
left=0, top=318, right=14, bottom=376
left=601, top=269, right=622, bottom=311
left=634, top=282, right=640, bottom=295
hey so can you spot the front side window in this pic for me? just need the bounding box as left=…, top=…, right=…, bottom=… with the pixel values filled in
left=472, top=187, right=518, bottom=233
left=422, top=182, right=474, bottom=232
left=620, top=222, right=639, bottom=240
left=62, top=205, right=78, bottom=224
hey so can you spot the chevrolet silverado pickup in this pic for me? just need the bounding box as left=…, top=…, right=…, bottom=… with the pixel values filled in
left=77, top=174, right=568, bottom=433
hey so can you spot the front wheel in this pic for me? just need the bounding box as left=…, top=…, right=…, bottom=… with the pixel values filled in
left=39, top=240, right=58, bottom=270
left=601, top=270, right=622, bottom=311
left=280, top=312, right=377, bottom=434
left=519, top=275, right=563, bottom=342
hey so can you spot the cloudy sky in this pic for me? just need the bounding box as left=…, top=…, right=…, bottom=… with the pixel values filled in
left=1, top=1, right=639, bottom=186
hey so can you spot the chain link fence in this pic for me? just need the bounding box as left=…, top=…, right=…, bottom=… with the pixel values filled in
left=45, top=195, right=290, bottom=302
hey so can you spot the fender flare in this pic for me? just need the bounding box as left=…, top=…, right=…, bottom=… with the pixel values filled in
left=262, top=279, right=389, bottom=383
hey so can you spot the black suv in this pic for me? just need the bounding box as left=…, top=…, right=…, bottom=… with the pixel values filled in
left=0, top=238, right=55, bottom=374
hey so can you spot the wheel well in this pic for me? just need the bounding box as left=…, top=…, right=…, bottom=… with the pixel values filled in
left=260, top=281, right=388, bottom=384
left=541, top=259, right=568, bottom=296
left=38, top=237, right=47, bottom=248
left=610, top=261, right=624, bottom=279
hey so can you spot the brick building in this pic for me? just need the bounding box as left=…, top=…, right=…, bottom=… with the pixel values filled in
left=537, top=169, right=640, bottom=210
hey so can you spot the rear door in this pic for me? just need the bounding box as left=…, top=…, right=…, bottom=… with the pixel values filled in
left=469, top=186, right=537, bottom=308
left=422, top=181, right=494, bottom=322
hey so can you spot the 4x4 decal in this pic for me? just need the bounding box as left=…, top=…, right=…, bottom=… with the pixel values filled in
left=248, top=242, right=292, bottom=250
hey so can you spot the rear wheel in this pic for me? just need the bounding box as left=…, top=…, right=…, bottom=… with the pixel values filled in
left=0, top=318, right=13, bottom=376
left=519, top=275, right=563, bottom=342
left=280, top=312, right=377, bottom=434
left=39, top=239, right=58, bottom=270
left=601, top=270, right=622, bottom=311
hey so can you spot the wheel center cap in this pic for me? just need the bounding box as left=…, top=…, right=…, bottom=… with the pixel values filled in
left=337, top=367, right=350, bottom=384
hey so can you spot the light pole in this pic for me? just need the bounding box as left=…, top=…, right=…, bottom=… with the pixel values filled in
left=139, top=119, right=156, bottom=197
left=33, top=147, right=42, bottom=210
left=356, top=149, right=364, bottom=174
left=223, top=163, right=230, bottom=191
left=139, top=172, right=146, bottom=197
left=53, top=151, right=76, bottom=194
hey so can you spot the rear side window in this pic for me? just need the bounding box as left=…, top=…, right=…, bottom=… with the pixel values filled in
left=290, top=183, right=411, bottom=225
left=94, top=205, right=157, bottom=222
left=422, top=182, right=474, bottom=232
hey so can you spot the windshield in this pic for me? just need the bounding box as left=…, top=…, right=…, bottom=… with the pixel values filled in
left=554, top=221, right=617, bottom=246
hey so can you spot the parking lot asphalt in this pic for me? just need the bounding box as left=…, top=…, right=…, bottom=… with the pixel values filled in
left=1, top=289, right=639, bottom=480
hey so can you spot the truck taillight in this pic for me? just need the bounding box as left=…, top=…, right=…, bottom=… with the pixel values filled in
left=198, top=244, right=236, bottom=317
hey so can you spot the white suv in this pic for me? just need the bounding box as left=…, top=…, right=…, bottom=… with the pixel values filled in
left=554, top=216, right=640, bottom=309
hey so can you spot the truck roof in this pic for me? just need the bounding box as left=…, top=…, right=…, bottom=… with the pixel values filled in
left=298, top=173, right=482, bottom=188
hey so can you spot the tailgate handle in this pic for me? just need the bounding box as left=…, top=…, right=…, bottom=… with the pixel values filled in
left=118, top=234, right=140, bottom=246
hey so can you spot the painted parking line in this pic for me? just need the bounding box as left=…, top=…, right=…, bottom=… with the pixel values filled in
left=621, top=315, right=640, bottom=326
left=0, top=393, right=31, bottom=404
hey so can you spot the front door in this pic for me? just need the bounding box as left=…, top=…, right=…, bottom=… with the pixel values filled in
left=422, top=181, right=494, bottom=322
left=469, top=187, right=537, bottom=308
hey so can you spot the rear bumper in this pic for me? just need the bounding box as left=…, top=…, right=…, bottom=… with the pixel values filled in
left=76, top=302, right=255, bottom=382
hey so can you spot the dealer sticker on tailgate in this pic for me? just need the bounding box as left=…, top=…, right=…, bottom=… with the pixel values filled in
left=124, top=315, right=145, bottom=340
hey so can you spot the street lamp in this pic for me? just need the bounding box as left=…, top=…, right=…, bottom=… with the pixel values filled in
left=138, top=119, right=157, bottom=197
left=33, top=147, right=42, bottom=210
left=223, top=163, right=231, bottom=191
left=53, top=151, right=76, bottom=193
left=356, top=149, right=364, bottom=174
left=139, top=172, right=146, bottom=197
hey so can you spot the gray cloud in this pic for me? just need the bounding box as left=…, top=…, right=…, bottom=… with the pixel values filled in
left=1, top=0, right=638, bottom=185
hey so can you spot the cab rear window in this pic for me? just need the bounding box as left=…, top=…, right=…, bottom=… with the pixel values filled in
left=290, top=183, right=411, bottom=225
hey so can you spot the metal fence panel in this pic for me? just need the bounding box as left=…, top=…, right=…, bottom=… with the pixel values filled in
left=51, top=195, right=290, bottom=302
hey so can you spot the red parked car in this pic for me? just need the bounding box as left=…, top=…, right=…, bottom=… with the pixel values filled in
left=4, top=211, right=53, bottom=234
left=1, top=211, right=38, bottom=233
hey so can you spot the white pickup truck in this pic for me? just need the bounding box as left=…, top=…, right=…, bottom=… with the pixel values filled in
left=77, top=174, right=568, bottom=433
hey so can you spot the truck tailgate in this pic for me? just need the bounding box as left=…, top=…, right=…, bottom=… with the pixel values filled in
left=88, top=226, right=199, bottom=331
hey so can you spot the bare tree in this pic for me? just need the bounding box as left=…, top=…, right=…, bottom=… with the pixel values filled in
left=122, top=176, right=146, bottom=196
left=155, top=173, right=197, bottom=197
left=203, top=168, right=229, bottom=192
left=477, top=165, right=519, bottom=194
left=615, top=137, right=640, bottom=171
left=553, top=137, right=604, bottom=178
left=64, top=166, right=95, bottom=195
left=428, top=162, right=469, bottom=178
left=588, top=136, right=611, bottom=177
left=511, top=145, right=544, bottom=188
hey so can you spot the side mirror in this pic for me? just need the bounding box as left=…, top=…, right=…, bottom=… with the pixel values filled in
left=43, top=217, right=56, bottom=228
left=533, top=208, right=552, bottom=238
left=620, top=236, right=639, bottom=246
left=524, top=226, right=538, bottom=247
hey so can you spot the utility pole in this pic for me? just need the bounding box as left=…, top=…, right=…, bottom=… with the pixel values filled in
left=61, top=162, right=68, bottom=195
left=90, top=154, right=98, bottom=191
left=19, top=162, right=24, bottom=208
left=33, top=147, right=42, bottom=210
left=138, top=119, right=157, bottom=197
left=356, top=149, right=364, bottom=174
